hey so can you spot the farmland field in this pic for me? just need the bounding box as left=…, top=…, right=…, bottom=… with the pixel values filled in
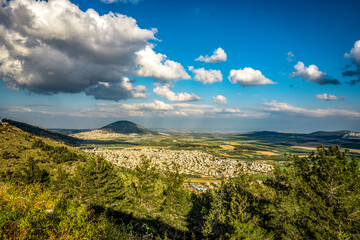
left=77, top=131, right=360, bottom=184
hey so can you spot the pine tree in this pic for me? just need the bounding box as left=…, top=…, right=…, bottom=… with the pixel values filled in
left=202, top=168, right=269, bottom=239
left=265, top=146, right=360, bottom=239
left=128, top=155, right=163, bottom=214
left=69, top=157, right=127, bottom=210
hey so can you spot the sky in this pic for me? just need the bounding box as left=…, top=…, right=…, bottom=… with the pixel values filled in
left=0, top=0, right=359, bottom=132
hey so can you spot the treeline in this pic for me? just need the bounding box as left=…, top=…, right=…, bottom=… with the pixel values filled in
left=1, top=136, right=359, bottom=239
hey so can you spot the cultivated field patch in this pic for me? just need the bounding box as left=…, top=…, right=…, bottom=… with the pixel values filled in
left=220, top=145, right=236, bottom=150
left=256, top=150, right=278, bottom=156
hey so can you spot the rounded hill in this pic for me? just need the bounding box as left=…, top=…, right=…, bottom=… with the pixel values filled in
left=100, top=120, right=157, bottom=135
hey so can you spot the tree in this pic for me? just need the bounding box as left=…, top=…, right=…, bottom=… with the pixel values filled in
left=265, top=146, right=360, bottom=239
left=22, top=157, right=50, bottom=184
left=127, top=155, right=163, bottom=214
left=69, top=157, right=127, bottom=210
left=202, top=168, right=269, bottom=239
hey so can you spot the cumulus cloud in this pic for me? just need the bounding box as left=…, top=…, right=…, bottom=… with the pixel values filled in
left=315, top=93, right=346, bottom=101
left=263, top=100, right=360, bottom=118
left=343, top=40, right=360, bottom=85
left=290, top=61, right=340, bottom=85
left=136, top=45, right=190, bottom=82
left=212, top=95, right=227, bottom=104
left=228, top=67, right=276, bottom=86
left=0, top=0, right=156, bottom=93
left=153, top=84, right=201, bottom=102
left=195, top=47, right=227, bottom=63
left=345, top=40, right=360, bottom=67
left=85, top=77, right=146, bottom=100
left=188, top=66, right=222, bottom=84
left=0, top=0, right=190, bottom=100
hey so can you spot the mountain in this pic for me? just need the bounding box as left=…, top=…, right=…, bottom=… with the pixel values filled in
left=243, top=131, right=304, bottom=138
left=100, top=120, right=158, bottom=135
left=241, top=130, right=360, bottom=148
left=1, top=118, right=82, bottom=146
left=308, top=130, right=349, bottom=140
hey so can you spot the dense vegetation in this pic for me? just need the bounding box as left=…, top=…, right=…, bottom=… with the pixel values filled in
left=0, top=123, right=359, bottom=239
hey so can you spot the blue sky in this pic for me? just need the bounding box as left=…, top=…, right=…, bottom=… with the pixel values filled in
left=0, top=0, right=359, bottom=132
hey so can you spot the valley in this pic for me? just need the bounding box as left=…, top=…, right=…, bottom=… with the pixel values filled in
left=54, top=120, right=360, bottom=191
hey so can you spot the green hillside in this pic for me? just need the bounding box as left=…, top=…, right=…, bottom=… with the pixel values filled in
left=1, top=122, right=359, bottom=239
left=0, top=123, right=190, bottom=239
left=2, top=118, right=82, bottom=146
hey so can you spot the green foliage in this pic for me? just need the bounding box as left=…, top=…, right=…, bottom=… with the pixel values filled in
left=22, top=157, right=50, bottom=184
left=131, top=155, right=162, bottom=208
left=201, top=170, right=269, bottom=239
left=159, top=162, right=192, bottom=231
left=265, top=145, right=360, bottom=239
left=1, top=157, right=50, bottom=184
left=2, top=123, right=360, bottom=240
left=124, top=156, right=192, bottom=233
left=0, top=183, right=134, bottom=239
left=32, top=139, right=84, bottom=163
left=1, top=151, right=19, bottom=159
left=68, top=157, right=127, bottom=210
left=161, top=162, right=190, bottom=215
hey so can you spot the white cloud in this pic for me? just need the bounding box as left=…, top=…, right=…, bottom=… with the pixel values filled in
left=195, top=47, right=227, bottom=63
left=0, top=0, right=157, bottom=94
left=211, top=108, right=244, bottom=115
left=343, top=40, right=360, bottom=85
left=85, top=77, right=146, bottom=100
left=345, top=40, right=360, bottom=67
left=289, top=61, right=340, bottom=85
left=121, top=100, right=174, bottom=111
left=153, top=84, right=201, bottom=102
left=188, top=66, right=222, bottom=84
left=263, top=100, right=360, bottom=118
left=0, top=0, right=190, bottom=100
left=212, top=95, right=227, bottom=104
left=228, top=67, right=276, bottom=86
left=286, top=51, right=295, bottom=62
left=315, top=93, right=346, bottom=101
left=136, top=45, right=190, bottom=82
left=2, top=100, right=263, bottom=119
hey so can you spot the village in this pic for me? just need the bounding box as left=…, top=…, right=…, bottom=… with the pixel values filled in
left=85, top=148, right=274, bottom=179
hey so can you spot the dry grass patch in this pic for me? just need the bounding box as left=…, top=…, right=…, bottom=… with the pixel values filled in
left=294, top=146, right=317, bottom=151
left=256, top=151, right=278, bottom=156
left=220, top=145, right=236, bottom=150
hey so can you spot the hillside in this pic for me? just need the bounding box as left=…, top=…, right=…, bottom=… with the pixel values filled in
left=0, top=122, right=191, bottom=239
left=100, top=120, right=158, bottom=135
left=0, top=122, right=359, bottom=239
left=2, top=118, right=82, bottom=146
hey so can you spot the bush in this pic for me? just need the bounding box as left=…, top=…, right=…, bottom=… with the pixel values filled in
left=0, top=183, right=134, bottom=239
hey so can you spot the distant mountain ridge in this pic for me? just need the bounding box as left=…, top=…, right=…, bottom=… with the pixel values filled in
left=242, top=130, right=360, bottom=144
left=1, top=118, right=81, bottom=146
left=100, top=120, right=158, bottom=135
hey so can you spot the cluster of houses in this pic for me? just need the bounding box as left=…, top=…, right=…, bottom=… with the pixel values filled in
left=86, top=148, right=274, bottom=179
